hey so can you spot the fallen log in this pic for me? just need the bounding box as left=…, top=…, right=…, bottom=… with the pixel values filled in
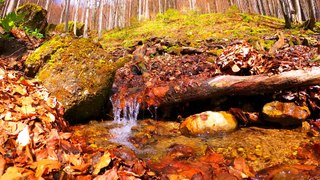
left=144, top=66, right=320, bottom=106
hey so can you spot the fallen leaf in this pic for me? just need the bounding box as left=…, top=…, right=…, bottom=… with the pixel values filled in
left=94, top=167, right=118, bottom=180
left=0, top=155, right=6, bottom=176
left=152, top=86, right=169, bottom=98
left=34, top=159, right=61, bottom=178
left=93, top=152, right=112, bottom=175
left=17, top=125, right=30, bottom=147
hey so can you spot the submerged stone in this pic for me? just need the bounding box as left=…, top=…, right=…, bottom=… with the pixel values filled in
left=25, top=36, right=127, bottom=122
left=262, top=101, right=310, bottom=126
left=180, top=111, right=238, bottom=136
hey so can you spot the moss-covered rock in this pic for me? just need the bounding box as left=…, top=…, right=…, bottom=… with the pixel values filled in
left=55, top=21, right=84, bottom=36
left=16, top=3, right=47, bottom=34
left=25, top=36, right=65, bottom=76
left=25, top=36, right=128, bottom=122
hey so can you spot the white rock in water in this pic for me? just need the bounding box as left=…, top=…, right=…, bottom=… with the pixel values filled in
left=180, top=111, right=238, bottom=136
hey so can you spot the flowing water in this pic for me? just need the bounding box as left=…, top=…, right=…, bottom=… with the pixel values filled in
left=108, top=97, right=141, bottom=150
left=71, top=97, right=315, bottom=172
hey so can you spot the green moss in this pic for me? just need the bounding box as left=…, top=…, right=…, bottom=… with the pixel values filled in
left=167, top=46, right=182, bottom=55
left=35, top=36, right=119, bottom=95
left=55, top=21, right=84, bottom=36
left=16, top=3, right=47, bottom=34
left=100, top=10, right=318, bottom=51
left=25, top=36, right=65, bottom=76
left=263, top=40, right=276, bottom=50
left=207, top=49, right=223, bottom=56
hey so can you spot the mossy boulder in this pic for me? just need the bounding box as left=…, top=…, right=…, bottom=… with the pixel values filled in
left=25, top=36, right=128, bottom=122
left=55, top=21, right=84, bottom=36
left=16, top=3, right=47, bottom=34
left=25, top=36, right=65, bottom=76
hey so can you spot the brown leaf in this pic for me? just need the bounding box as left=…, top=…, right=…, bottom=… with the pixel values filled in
left=34, top=159, right=61, bottom=178
left=0, top=155, right=6, bottom=176
left=93, top=152, right=112, bottom=175
left=94, top=167, right=118, bottom=180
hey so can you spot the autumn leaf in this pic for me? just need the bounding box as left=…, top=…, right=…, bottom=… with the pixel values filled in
left=12, top=85, right=27, bottom=96
left=152, top=86, right=169, bottom=98
left=0, top=155, right=5, bottom=176
left=34, top=159, right=61, bottom=178
left=0, top=167, right=33, bottom=180
left=0, top=68, right=4, bottom=80
left=93, top=152, right=112, bottom=175
left=94, top=167, right=118, bottom=180
left=17, top=125, right=30, bottom=147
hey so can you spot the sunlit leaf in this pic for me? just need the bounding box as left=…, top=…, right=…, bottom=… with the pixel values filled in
left=93, top=152, right=112, bottom=175
left=34, top=159, right=61, bottom=178
left=0, top=155, right=6, bottom=176
left=17, top=125, right=30, bottom=147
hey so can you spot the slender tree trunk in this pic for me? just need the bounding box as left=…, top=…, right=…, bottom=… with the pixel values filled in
left=98, top=0, right=104, bottom=38
left=292, top=0, right=302, bottom=22
left=64, top=0, right=71, bottom=33
left=145, top=0, right=149, bottom=19
left=16, top=0, right=20, bottom=9
left=83, top=0, right=90, bottom=38
left=304, top=0, right=316, bottom=30
left=108, top=2, right=114, bottom=29
left=45, top=0, right=51, bottom=10
left=138, top=0, right=142, bottom=21
left=60, top=0, right=66, bottom=24
left=158, top=0, right=162, bottom=13
left=74, top=0, right=79, bottom=36
left=6, top=0, right=17, bottom=15
left=280, top=0, right=292, bottom=28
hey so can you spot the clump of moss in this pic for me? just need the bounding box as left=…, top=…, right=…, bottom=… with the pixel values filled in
left=207, top=49, right=223, bottom=56
left=55, top=21, right=84, bottom=36
left=16, top=3, right=47, bottom=34
left=25, top=36, right=65, bottom=76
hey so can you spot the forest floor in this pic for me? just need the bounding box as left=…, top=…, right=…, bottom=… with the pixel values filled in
left=1, top=9, right=320, bottom=179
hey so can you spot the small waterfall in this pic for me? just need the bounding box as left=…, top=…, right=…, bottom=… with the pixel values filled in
left=109, top=97, right=141, bottom=150
left=111, top=97, right=140, bottom=124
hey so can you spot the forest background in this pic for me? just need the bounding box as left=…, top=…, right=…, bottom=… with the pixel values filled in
left=1, top=0, right=320, bottom=37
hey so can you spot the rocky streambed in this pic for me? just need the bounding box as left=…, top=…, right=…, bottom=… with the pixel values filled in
left=72, top=117, right=319, bottom=179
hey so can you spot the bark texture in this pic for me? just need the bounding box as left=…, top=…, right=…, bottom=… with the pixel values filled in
left=147, top=67, right=320, bottom=106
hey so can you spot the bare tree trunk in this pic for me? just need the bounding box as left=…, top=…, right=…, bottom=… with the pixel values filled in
left=16, top=0, right=21, bottom=9
left=280, top=0, right=292, bottom=28
left=158, top=0, right=162, bottom=13
left=138, top=0, right=142, bottom=21
left=83, top=0, right=90, bottom=38
left=304, top=0, right=316, bottom=30
left=108, top=2, right=114, bottom=30
left=64, top=0, right=71, bottom=33
left=6, top=0, right=17, bottom=15
left=98, top=0, right=104, bottom=38
left=45, top=0, right=51, bottom=10
left=60, top=0, right=66, bottom=24
left=145, top=0, right=149, bottom=19
left=73, top=0, right=80, bottom=36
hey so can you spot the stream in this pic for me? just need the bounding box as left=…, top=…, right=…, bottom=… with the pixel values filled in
left=71, top=98, right=316, bottom=173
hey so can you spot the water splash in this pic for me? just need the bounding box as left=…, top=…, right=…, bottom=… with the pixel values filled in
left=111, top=97, right=140, bottom=124
left=109, top=97, right=141, bottom=150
